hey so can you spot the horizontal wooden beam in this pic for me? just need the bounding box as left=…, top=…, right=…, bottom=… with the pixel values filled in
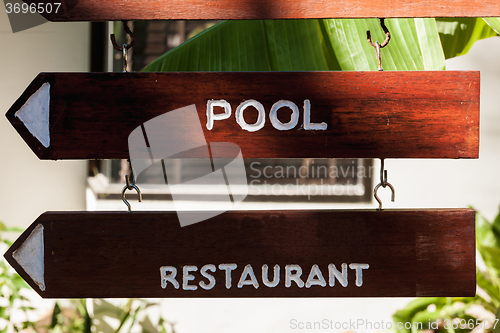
left=6, top=71, right=479, bottom=160
left=24, top=0, right=500, bottom=20
left=4, top=209, right=475, bottom=298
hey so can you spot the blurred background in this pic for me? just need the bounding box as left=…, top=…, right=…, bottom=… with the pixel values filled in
left=1, top=10, right=500, bottom=333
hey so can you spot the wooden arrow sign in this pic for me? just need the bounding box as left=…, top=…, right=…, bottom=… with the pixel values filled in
left=22, top=0, right=500, bottom=20
left=4, top=209, right=475, bottom=298
left=6, top=71, right=479, bottom=160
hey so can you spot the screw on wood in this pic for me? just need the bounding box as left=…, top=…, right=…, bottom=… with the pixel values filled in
left=367, top=18, right=391, bottom=71
left=122, top=161, right=142, bottom=212
left=373, top=158, right=395, bottom=210
left=110, top=21, right=135, bottom=72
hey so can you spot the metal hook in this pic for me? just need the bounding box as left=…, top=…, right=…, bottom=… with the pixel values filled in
left=122, top=45, right=128, bottom=72
left=367, top=18, right=391, bottom=71
left=110, top=21, right=135, bottom=51
left=111, top=21, right=134, bottom=72
left=373, top=158, right=395, bottom=210
left=121, top=162, right=142, bottom=212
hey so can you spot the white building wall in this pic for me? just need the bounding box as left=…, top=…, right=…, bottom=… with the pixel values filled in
left=0, top=12, right=89, bottom=228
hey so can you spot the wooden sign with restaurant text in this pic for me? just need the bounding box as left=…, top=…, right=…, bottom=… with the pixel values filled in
left=4, top=209, right=475, bottom=298
left=21, top=0, right=500, bottom=21
left=6, top=71, right=479, bottom=160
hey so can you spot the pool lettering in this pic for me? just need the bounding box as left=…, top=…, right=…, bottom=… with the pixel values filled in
left=206, top=99, right=327, bottom=131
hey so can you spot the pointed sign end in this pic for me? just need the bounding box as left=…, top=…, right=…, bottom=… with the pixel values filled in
left=12, top=224, right=45, bottom=292
left=14, top=82, right=50, bottom=148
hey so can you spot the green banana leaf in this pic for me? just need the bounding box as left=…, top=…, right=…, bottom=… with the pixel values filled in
left=484, top=17, right=500, bottom=34
left=321, top=18, right=445, bottom=70
left=436, top=18, right=498, bottom=59
left=143, top=17, right=498, bottom=72
left=143, top=18, right=445, bottom=71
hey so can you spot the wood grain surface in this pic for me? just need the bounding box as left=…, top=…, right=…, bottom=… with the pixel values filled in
left=4, top=209, right=476, bottom=298
left=24, top=0, right=500, bottom=20
left=6, top=71, right=480, bottom=160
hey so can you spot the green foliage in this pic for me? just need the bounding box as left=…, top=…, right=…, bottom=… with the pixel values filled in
left=1, top=222, right=175, bottom=333
left=321, top=18, right=445, bottom=70
left=483, top=18, right=500, bottom=34
left=143, top=18, right=446, bottom=71
left=48, top=298, right=175, bottom=333
left=142, top=18, right=499, bottom=73
left=436, top=18, right=498, bottom=59
left=393, top=207, right=500, bottom=333
left=0, top=221, right=36, bottom=332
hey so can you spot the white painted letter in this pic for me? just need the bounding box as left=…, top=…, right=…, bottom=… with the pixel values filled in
left=262, top=264, right=280, bottom=287
left=206, top=99, right=231, bottom=130
left=160, top=266, right=179, bottom=289
left=285, top=264, right=304, bottom=288
left=183, top=265, right=198, bottom=290
left=219, top=263, right=237, bottom=289
left=305, top=264, right=327, bottom=288
left=199, top=264, right=216, bottom=290
left=270, top=100, right=299, bottom=130
left=238, top=264, right=259, bottom=288
left=349, top=263, right=369, bottom=287
left=303, top=99, right=327, bottom=130
left=236, top=100, right=265, bottom=132
left=328, top=263, right=348, bottom=287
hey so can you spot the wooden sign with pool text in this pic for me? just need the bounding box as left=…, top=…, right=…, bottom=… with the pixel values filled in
left=4, top=209, right=475, bottom=298
left=6, top=71, right=479, bottom=160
